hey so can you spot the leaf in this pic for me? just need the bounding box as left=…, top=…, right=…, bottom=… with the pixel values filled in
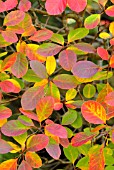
left=97, top=47, right=109, bottom=60
left=81, top=100, right=106, bottom=124
left=63, top=144, right=78, bottom=164
left=46, top=138, right=61, bottom=159
left=37, top=43, right=62, bottom=57
left=71, top=132, right=95, bottom=147
left=51, top=33, right=64, bottom=45
left=25, top=44, right=46, bottom=62
left=0, top=105, right=12, bottom=120
left=0, top=79, right=21, bottom=93
left=84, top=14, right=100, bottom=29
left=59, top=138, right=69, bottom=148
left=0, top=139, right=13, bottom=154
left=75, top=43, right=96, bottom=53
left=8, top=142, right=21, bottom=153
left=0, top=0, right=18, bottom=12
left=0, top=34, right=12, bottom=47
left=19, top=108, right=38, bottom=121
left=23, top=69, right=42, bottom=82
left=18, top=0, right=31, bottom=12
left=0, top=159, right=17, bottom=170
left=109, top=22, right=114, bottom=36
left=29, top=29, right=53, bottom=42
left=72, top=61, right=100, bottom=78
left=45, top=0, right=67, bottom=15
left=6, top=25, right=24, bottom=34
left=71, top=112, right=82, bottom=129
left=99, top=32, right=111, bottom=39
left=59, top=50, right=77, bottom=71
left=1, top=52, right=17, bottom=71
left=68, top=28, right=89, bottom=43
left=36, top=96, right=54, bottom=122
left=65, top=88, right=77, bottom=101
left=25, top=152, right=42, bottom=168
left=30, top=60, right=48, bottom=79
left=21, top=86, right=44, bottom=110
left=110, top=55, right=114, bottom=68
left=88, top=145, right=105, bottom=170
left=53, top=74, right=78, bottom=89
left=18, top=115, right=34, bottom=127
left=83, top=84, right=96, bottom=98
left=27, top=134, right=49, bottom=152
left=4, top=10, right=25, bottom=26
left=62, top=109, right=77, bottom=125
left=45, top=123, right=67, bottom=138
left=18, top=160, right=32, bottom=170
left=105, top=5, right=114, bottom=17
left=13, top=132, right=27, bottom=146
left=67, top=0, right=87, bottom=13
left=1, top=31, right=18, bottom=43
left=76, top=156, right=89, bottom=170
left=0, top=52, right=7, bottom=58
left=105, top=92, right=114, bottom=106
left=11, top=53, right=28, bottom=78
left=98, top=0, right=108, bottom=6
left=1, top=120, right=29, bottom=137
left=46, top=56, right=56, bottom=75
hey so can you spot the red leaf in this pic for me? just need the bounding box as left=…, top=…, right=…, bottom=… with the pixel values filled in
left=19, top=108, right=38, bottom=121
left=67, top=0, right=87, bottom=13
left=18, top=160, right=32, bottom=170
left=81, top=100, right=106, bottom=124
left=46, top=139, right=61, bottom=159
left=59, top=138, right=69, bottom=148
left=11, top=53, right=28, bottom=78
left=45, top=0, right=67, bottom=15
left=0, top=105, right=12, bottom=120
left=4, top=10, right=25, bottom=26
left=0, top=139, right=13, bottom=154
left=110, top=38, right=114, bottom=45
left=97, top=47, right=109, bottom=60
left=71, top=132, right=95, bottom=147
left=75, top=43, right=96, bottom=53
left=105, top=91, right=114, bottom=106
left=30, top=60, right=48, bottom=79
left=36, top=96, right=54, bottom=122
left=0, top=0, right=18, bottom=12
left=37, top=43, right=62, bottom=57
left=59, top=50, right=77, bottom=71
left=105, top=5, right=114, bottom=17
left=72, top=61, right=100, bottom=78
left=27, top=134, right=49, bottom=152
left=1, top=120, right=28, bottom=136
left=18, top=0, right=31, bottom=12
left=29, top=29, right=53, bottom=42
left=45, top=123, right=67, bottom=138
left=1, top=31, right=18, bottom=43
left=21, top=86, right=44, bottom=110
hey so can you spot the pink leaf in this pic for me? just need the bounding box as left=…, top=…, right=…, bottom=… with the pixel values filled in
left=18, top=0, right=31, bottom=12
left=67, top=0, right=87, bottom=13
left=97, top=47, right=109, bottom=60
left=75, top=43, right=96, bottom=53
left=45, top=0, right=67, bottom=15
left=18, top=160, right=32, bottom=170
left=0, top=0, right=18, bottom=12
left=19, top=108, right=38, bottom=121
left=0, top=139, right=13, bottom=154
left=59, top=50, right=77, bottom=71
left=105, top=91, right=114, bottom=106
left=59, top=138, right=69, bottom=148
left=0, top=105, right=12, bottom=120
left=45, top=123, right=67, bottom=138
left=105, top=5, right=114, bottom=17
left=29, top=29, right=53, bottom=42
left=71, top=61, right=100, bottom=78
left=27, top=134, right=49, bottom=152
left=71, top=132, right=95, bottom=147
left=1, top=31, right=18, bottom=43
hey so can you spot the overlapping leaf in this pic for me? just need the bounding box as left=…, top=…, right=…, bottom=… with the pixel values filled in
left=105, top=92, right=114, bottom=106
left=0, top=139, right=13, bottom=154
left=0, top=105, right=12, bottom=120
left=18, top=160, right=32, bottom=170
left=0, top=159, right=17, bottom=170
left=18, top=0, right=31, bottom=12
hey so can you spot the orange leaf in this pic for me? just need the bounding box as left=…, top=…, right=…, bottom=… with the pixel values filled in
left=81, top=100, right=106, bottom=124
left=0, top=159, right=17, bottom=170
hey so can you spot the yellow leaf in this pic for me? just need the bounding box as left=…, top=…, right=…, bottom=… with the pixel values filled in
left=34, top=79, right=48, bottom=87
left=0, top=159, right=17, bottom=170
left=109, top=22, right=114, bottom=36
left=99, top=32, right=110, bottom=39
left=0, top=119, right=7, bottom=127
left=46, top=56, right=56, bottom=75
left=16, top=41, right=26, bottom=54
left=65, top=88, right=77, bottom=101
left=8, top=142, right=21, bottom=153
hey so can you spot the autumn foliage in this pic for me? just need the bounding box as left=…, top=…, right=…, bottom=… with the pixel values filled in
left=0, top=0, right=114, bottom=170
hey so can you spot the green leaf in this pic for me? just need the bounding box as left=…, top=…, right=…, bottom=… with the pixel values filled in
left=62, top=109, right=77, bottom=125
left=23, top=69, right=42, bottom=82
left=71, top=112, right=82, bottom=128
left=84, top=14, right=100, bottom=29
left=76, top=156, right=89, bottom=169
left=83, top=84, right=96, bottom=98
left=105, top=166, right=114, bottom=170
left=51, top=33, right=64, bottom=45
left=63, top=144, right=79, bottom=164
left=68, top=28, right=89, bottom=43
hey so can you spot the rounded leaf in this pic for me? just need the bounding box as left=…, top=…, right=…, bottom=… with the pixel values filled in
left=105, top=92, right=114, bottom=106
left=105, top=5, right=114, bottom=17
left=83, top=84, right=96, bottom=98
left=97, top=47, right=109, bottom=60
left=84, top=14, right=100, bottom=29
left=0, top=105, right=12, bottom=120
left=67, top=0, right=87, bottom=13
